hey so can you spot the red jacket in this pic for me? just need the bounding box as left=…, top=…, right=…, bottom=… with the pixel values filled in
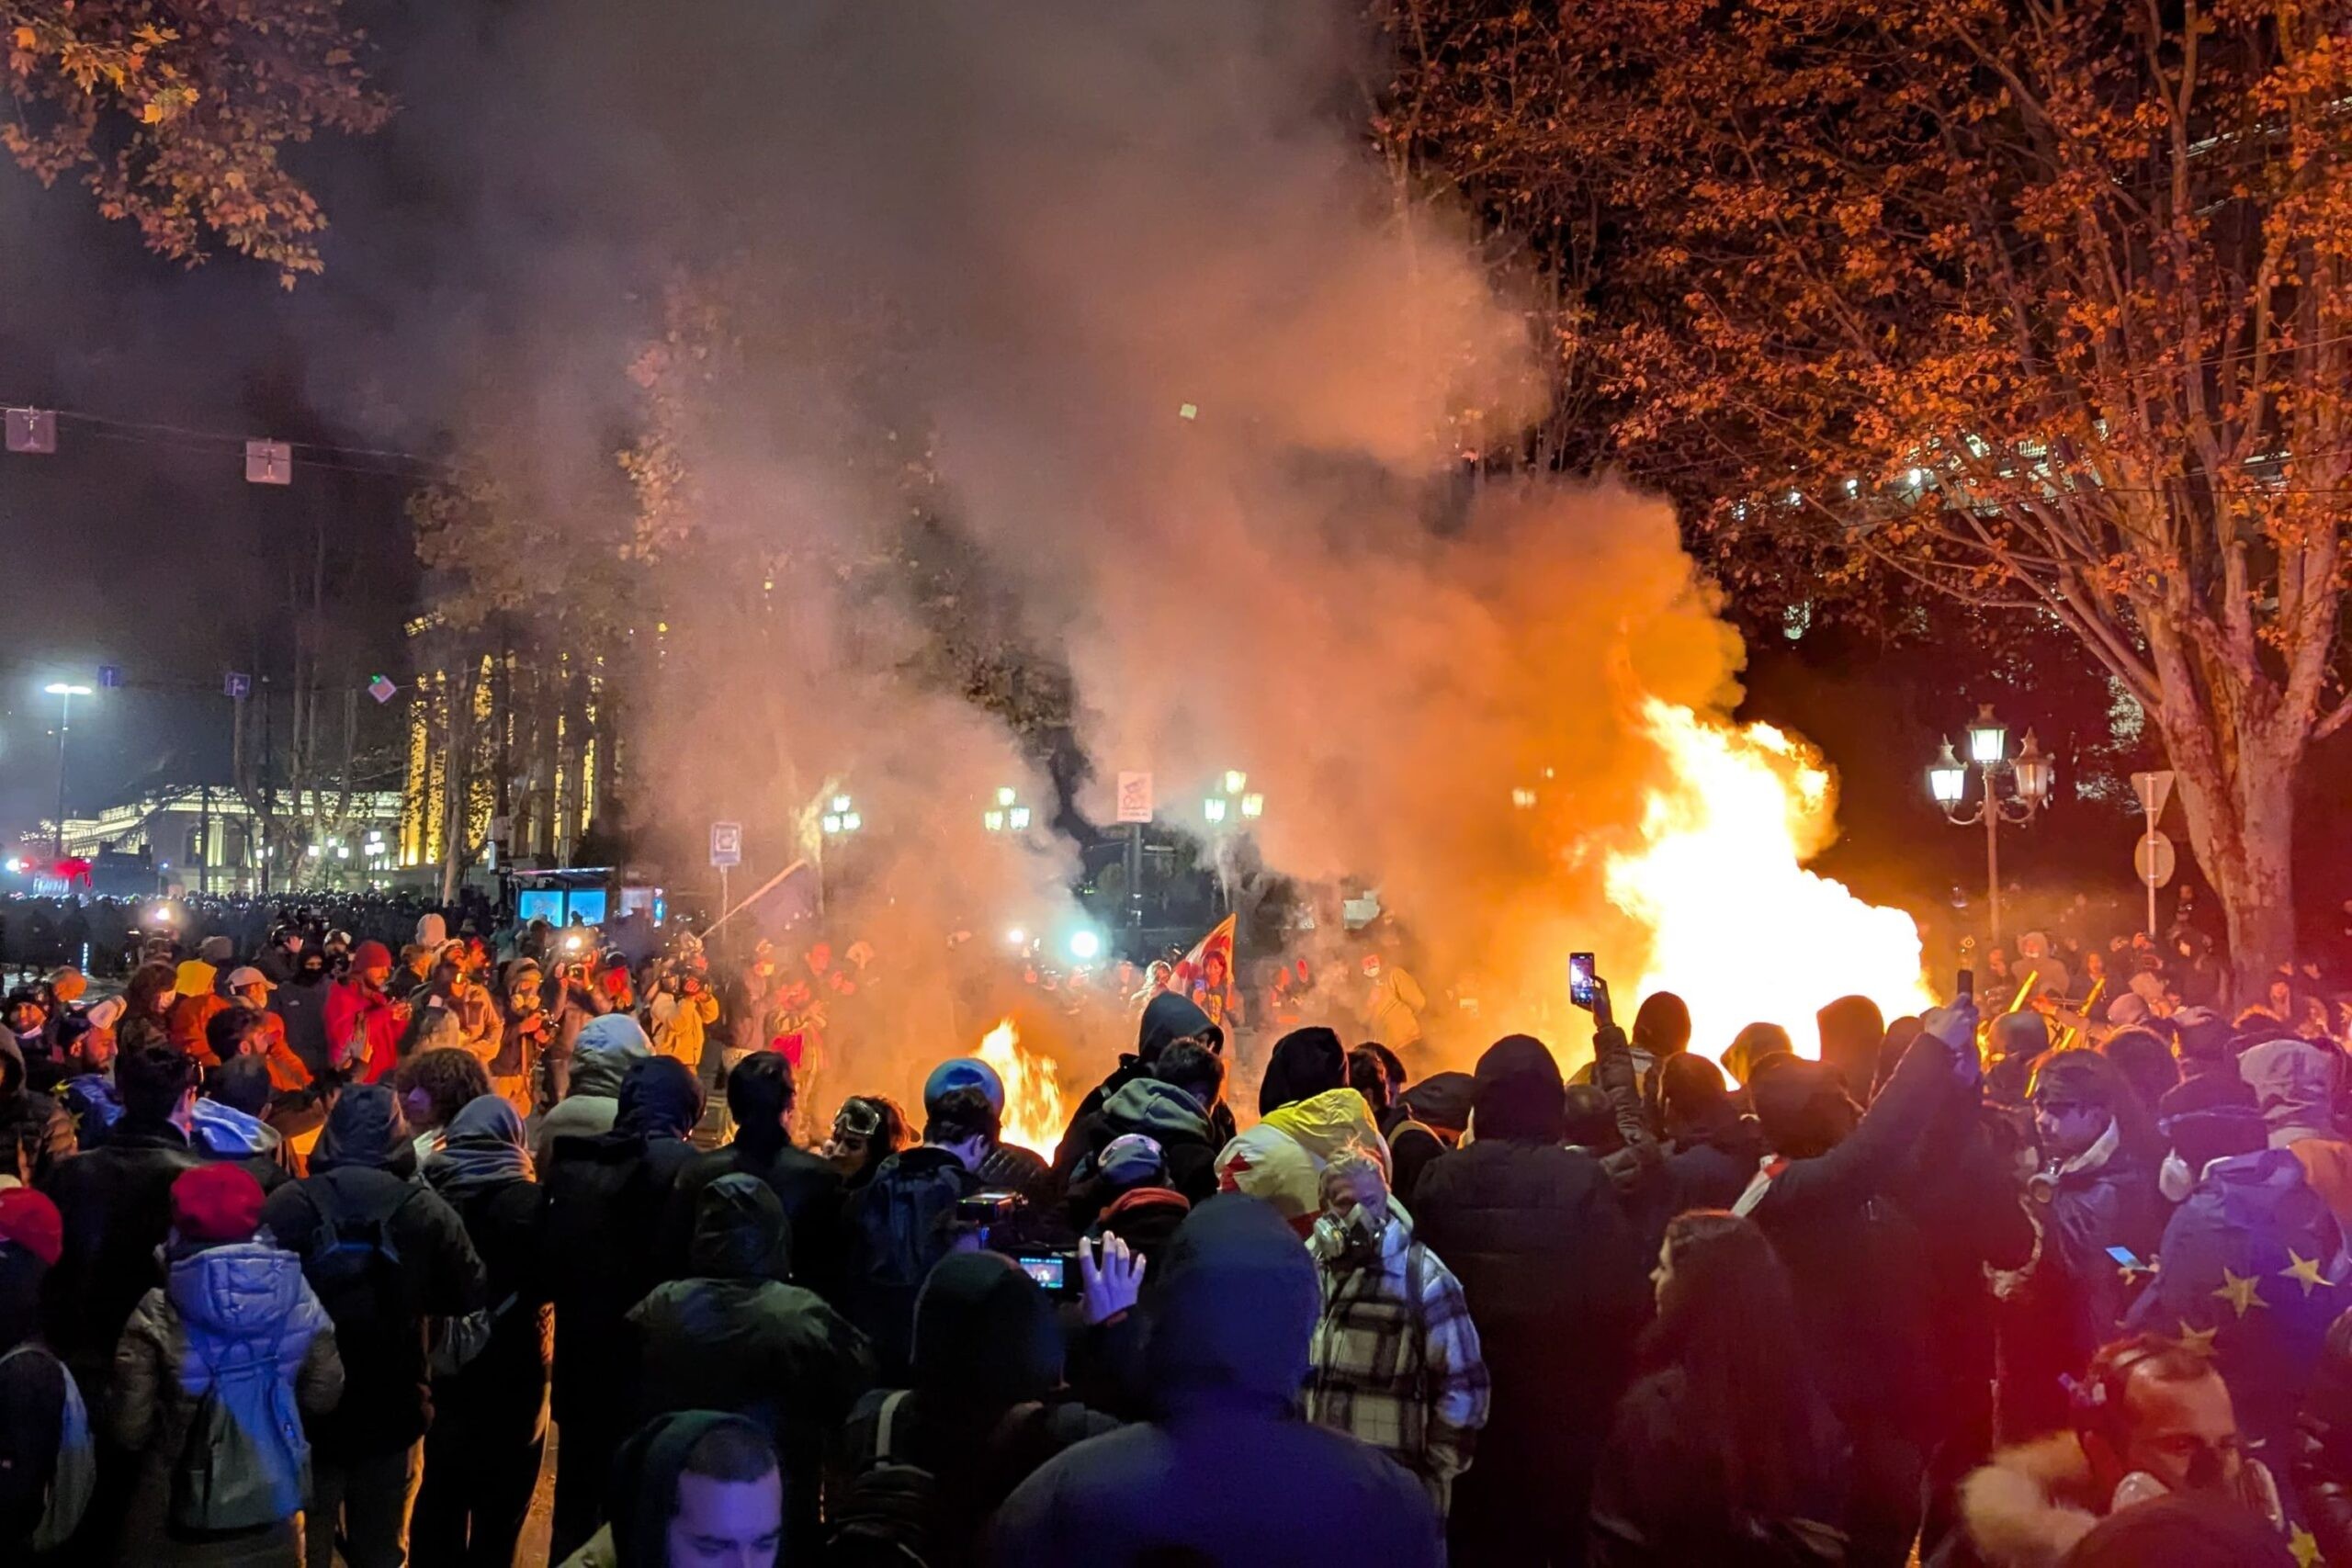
left=324, top=978, right=405, bottom=1083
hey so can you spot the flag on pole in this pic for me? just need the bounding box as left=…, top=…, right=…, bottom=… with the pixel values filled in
left=1170, top=914, right=1238, bottom=1027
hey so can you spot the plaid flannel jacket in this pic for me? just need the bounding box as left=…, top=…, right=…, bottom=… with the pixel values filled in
left=1305, top=1202, right=1490, bottom=1513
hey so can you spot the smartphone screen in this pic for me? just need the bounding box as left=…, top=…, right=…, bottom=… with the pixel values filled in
left=1957, top=968, right=1975, bottom=1000
left=1567, top=953, right=1597, bottom=1010
left=2105, top=1246, right=2141, bottom=1269
left=1017, top=1255, right=1066, bottom=1292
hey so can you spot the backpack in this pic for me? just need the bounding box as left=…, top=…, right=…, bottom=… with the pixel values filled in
left=828, top=1390, right=1091, bottom=1568
left=0, top=1344, right=93, bottom=1551
left=167, top=1323, right=306, bottom=1533
left=828, top=1391, right=937, bottom=1568
left=855, top=1159, right=974, bottom=1292
left=300, top=1173, right=419, bottom=1347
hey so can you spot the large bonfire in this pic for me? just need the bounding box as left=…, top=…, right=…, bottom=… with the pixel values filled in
left=1606, top=698, right=1935, bottom=1067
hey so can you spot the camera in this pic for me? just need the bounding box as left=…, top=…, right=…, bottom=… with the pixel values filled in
left=1014, top=1250, right=1080, bottom=1295
left=955, top=1190, right=1027, bottom=1226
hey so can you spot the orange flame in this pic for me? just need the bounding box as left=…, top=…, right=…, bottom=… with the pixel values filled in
left=978, top=1017, right=1067, bottom=1158
left=1606, top=698, right=1935, bottom=1069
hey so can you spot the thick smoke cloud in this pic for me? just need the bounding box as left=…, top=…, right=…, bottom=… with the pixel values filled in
left=339, top=0, right=1781, bottom=1074
left=5, top=1, right=1819, bottom=1082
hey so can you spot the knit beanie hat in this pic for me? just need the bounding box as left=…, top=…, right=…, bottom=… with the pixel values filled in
left=171, top=1163, right=266, bottom=1246
left=0, top=1189, right=62, bottom=1266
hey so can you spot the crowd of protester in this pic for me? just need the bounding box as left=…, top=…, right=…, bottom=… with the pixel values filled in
left=0, top=890, right=2346, bottom=1566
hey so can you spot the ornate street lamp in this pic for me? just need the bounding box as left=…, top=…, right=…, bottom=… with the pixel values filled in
left=1928, top=705, right=2054, bottom=942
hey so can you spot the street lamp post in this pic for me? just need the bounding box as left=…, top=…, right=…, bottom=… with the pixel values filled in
left=1204, top=770, right=1264, bottom=915
left=1928, top=705, right=2056, bottom=943
left=818, top=793, right=862, bottom=917
left=43, top=682, right=91, bottom=859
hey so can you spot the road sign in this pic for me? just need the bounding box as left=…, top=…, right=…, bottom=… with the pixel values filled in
left=244, top=439, right=292, bottom=485
left=367, top=674, right=398, bottom=705
left=1115, top=772, right=1154, bottom=825
left=2135, top=830, right=2177, bottom=888
left=223, top=672, right=252, bottom=700
left=96, top=665, right=121, bottom=690
left=2131, top=770, right=2176, bottom=821
left=709, top=820, right=743, bottom=868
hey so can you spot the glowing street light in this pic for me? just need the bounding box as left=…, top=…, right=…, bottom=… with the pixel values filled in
left=1069, top=929, right=1102, bottom=962
left=996, top=786, right=1018, bottom=808
left=1510, top=786, right=1539, bottom=811
left=1928, top=705, right=2054, bottom=942
left=41, top=682, right=91, bottom=857
left=1203, top=796, right=1228, bottom=825
left=1239, top=793, right=1264, bottom=820
left=986, top=785, right=1034, bottom=833
left=1222, top=770, right=1248, bottom=797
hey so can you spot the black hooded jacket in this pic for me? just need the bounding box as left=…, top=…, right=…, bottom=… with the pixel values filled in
left=1053, top=993, right=1235, bottom=1184
left=259, top=1084, right=487, bottom=1458
left=540, top=1056, right=706, bottom=1427
left=989, top=1195, right=1441, bottom=1567
left=39, top=1113, right=197, bottom=1395
left=1410, top=1035, right=1649, bottom=1563
left=629, top=1175, right=873, bottom=1561
left=599, top=1411, right=777, bottom=1568
left=662, top=1130, right=847, bottom=1298
left=840, top=1251, right=1118, bottom=1568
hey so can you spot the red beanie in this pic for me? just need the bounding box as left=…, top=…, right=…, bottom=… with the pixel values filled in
left=172, top=1164, right=266, bottom=1245
left=352, top=940, right=393, bottom=971
left=0, top=1189, right=63, bottom=1267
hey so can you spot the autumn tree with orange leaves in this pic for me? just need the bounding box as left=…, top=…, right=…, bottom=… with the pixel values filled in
left=1385, top=0, right=2352, bottom=994
left=3, top=0, right=390, bottom=282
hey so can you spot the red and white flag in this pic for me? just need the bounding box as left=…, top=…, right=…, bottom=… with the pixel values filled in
left=1169, top=914, right=1238, bottom=1024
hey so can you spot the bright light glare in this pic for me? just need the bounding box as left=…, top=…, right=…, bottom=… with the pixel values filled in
left=996, top=786, right=1018, bottom=807
left=1223, top=770, right=1247, bottom=796
left=1204, top=797, right=1227, bottom=824
left=831, top=795, right=852, bottom=814
left=43, top=683, right=90, bottom=696
left=1069, top=930, right=1102, bottom=961
left=1008, top=806, right=1032, bottom=830
left=1007, top=928, right=1028, bottom=949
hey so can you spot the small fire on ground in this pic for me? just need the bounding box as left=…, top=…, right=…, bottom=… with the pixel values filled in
left=978, top=1018, right=1068, bottom=1159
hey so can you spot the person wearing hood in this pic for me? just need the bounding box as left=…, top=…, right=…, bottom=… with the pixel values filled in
left=254, top=929, right=304, bottom=989
left=556, top=1412, right=782, bottom=1568
left=989, top=1194, right=1441, bottom=1566
left=661, top=1053, right=845, bottom=1298
left=628, top=1175, right=873, bottom=1560
left=2127, top=1037, right=2352, bottom=1498
left=541, top=1055, right=707, bottom=1560
left=1741, top=1005, right=1975, bottom=1568
left=271, top=947, right=334, bottom=1080
left=2156, top=1009, right=2266, bottom=1196
left=166, top=961, right=230, bottom=1069
left=531, top=1012, right=653, bottom=1168
left=1387, top=1070, right=1472, bottom=1212
left=833, top=1250, right=1121, bottom=1568
left=41, top=1043, right=199, bottom=1421
left=0, top=1188, right=80, bottom=1559
left=187, top=1056, right=294, bottom=1194
left=1568, top=990, right=1692, bottom=1129
left=1410, top=1032, right=1647, bottom=1566
left=412, top=1097, right=549, bottom=1568
left=1305, top=1147, right=1488, bottom=1517
left=1061, top=1039, right=1227, bottom=1228
left=2241, top=1034, right=2352, bottom=1228
left=112, top=1164, right=344, bottom=1567
left=1819, top=994, right=1889, bottom=1104
left=1213, top=1027, right=1388, bottom=1235
left=0, top=1029, right=74, bottom=1187
left=1054, top=992, right=1233, bottom=1182
left=259, top=1085, right=487, bottom=1568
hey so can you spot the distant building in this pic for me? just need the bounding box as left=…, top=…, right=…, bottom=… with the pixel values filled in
left=30, top=785, right=402, bottom=894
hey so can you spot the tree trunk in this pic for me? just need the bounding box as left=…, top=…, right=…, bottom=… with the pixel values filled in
left=2153, top=699, right=2301, bottom=1007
